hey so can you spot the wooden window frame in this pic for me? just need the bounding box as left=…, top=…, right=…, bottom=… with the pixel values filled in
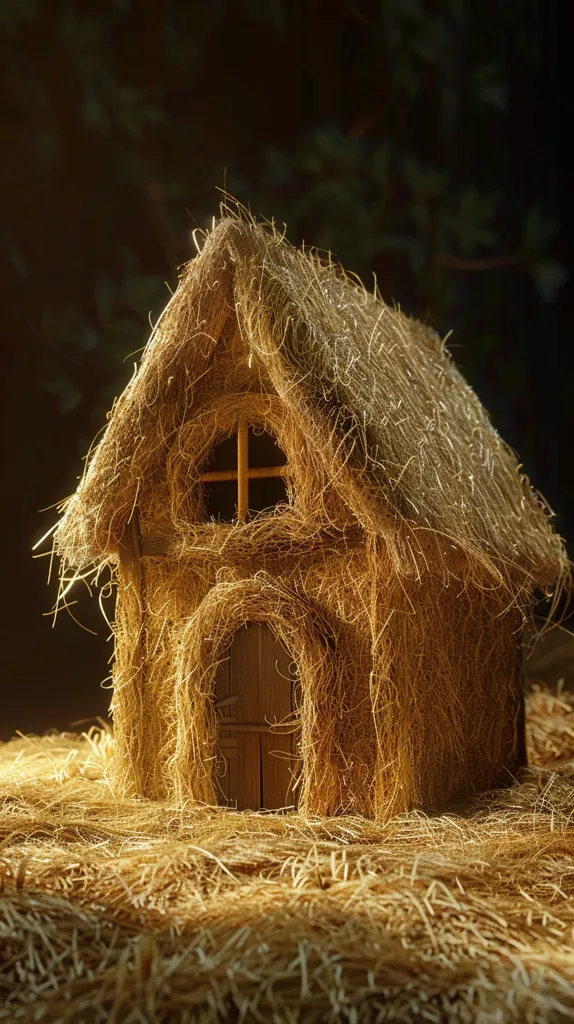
left=199, top=420, right=289, bottom=523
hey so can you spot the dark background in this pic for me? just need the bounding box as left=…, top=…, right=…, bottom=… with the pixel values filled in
left=1, top=0, right=571, bottom=739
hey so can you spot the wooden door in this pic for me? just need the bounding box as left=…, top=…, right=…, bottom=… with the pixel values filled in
left=214, top=623, right=299, bottom=810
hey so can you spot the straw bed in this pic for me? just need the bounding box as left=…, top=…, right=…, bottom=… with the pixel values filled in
left=1, top=684, right=574, bottom=1022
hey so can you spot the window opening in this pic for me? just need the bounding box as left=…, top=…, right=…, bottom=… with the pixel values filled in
left=201, top=422, right=288, bottom=523
left=201, top=433, right=237, bottom=522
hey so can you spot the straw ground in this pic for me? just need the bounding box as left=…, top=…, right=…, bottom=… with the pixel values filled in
left=1, top=683, right=574, bottom=1023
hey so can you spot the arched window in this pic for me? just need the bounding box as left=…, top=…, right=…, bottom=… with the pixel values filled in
left=201, top=422, right=289, bottom=523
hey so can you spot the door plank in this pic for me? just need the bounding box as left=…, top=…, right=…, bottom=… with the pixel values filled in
left=261, top=732, right=294, bottom=808
left=238, top=732, right=261, bottom=809
left=214, top=651, right=232, bottom=804
left=259, top=626, right=293, bottom=726
left=232, top=624, right=262, bottom=810
left=235, top=624, right=264, bottom=722
left=259, top=626, right=296, bottom=810
left=226, top=726, right=238, bottom=804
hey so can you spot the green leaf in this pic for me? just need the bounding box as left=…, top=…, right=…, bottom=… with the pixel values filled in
left=262, top=148, right=293, bottom=187
left=403, top=157, right=448, bottom=198
left=1, top=231, right=28, bottom=277
left=0, top=0, right=38, bottom=34
left=531, top=260, right=569, bottom=303
left=44, top=375, right=83, bottom=413
left=29, top=126, right=59, bottom=172
left=372, top=145, right=390, bottom=187
left=472, top=63, right=509, bottom=111
left=81, top=90, right=109, bottom=133
left=523, top=206, right=559, bottom=255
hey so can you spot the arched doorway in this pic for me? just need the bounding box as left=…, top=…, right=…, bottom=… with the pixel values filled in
left=213, top=622, right=300, bottom=810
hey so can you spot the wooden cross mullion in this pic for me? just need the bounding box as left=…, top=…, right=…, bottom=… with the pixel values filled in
left=198, top=423, right=288, bottom=522
left=237, top=420, right=249, bottom=523
left=199, top=466, right=287, bottom=482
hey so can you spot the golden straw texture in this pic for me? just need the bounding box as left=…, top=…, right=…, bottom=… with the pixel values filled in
left=1, top=685, right=574, bottom=1022
left=54, top=213, right=567, bottom=584
left=49, top=212, right=570, bottom=818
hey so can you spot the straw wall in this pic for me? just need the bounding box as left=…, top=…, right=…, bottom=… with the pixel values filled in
left=110, top=512, right=523, bottom=820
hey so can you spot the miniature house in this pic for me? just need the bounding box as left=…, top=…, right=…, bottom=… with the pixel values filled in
left=55, top=216, right=567, bottom=820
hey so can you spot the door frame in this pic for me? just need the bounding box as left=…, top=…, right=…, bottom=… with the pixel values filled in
left=172, top=578, right=339, bottom=814
left=214, top=621, right=301, bottom=811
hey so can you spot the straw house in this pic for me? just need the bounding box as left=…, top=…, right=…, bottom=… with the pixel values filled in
left=54, top=215, right=568, bottom=821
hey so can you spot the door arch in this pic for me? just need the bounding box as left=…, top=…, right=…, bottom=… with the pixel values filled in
left=173, top=576, right=340, bottom=814
left=214, top=622, right=300, bottom=810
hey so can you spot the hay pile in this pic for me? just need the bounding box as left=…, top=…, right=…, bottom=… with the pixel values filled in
left=47, top=212, right=570, bottom=819
left=1, top=684, right=574, bottom=1022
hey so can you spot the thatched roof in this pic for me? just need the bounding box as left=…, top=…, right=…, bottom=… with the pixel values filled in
left=55, top=215, right=567, bottom=588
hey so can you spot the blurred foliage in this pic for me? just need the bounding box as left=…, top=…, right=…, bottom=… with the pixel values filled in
left=0, top=0, right=566, bottom=460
